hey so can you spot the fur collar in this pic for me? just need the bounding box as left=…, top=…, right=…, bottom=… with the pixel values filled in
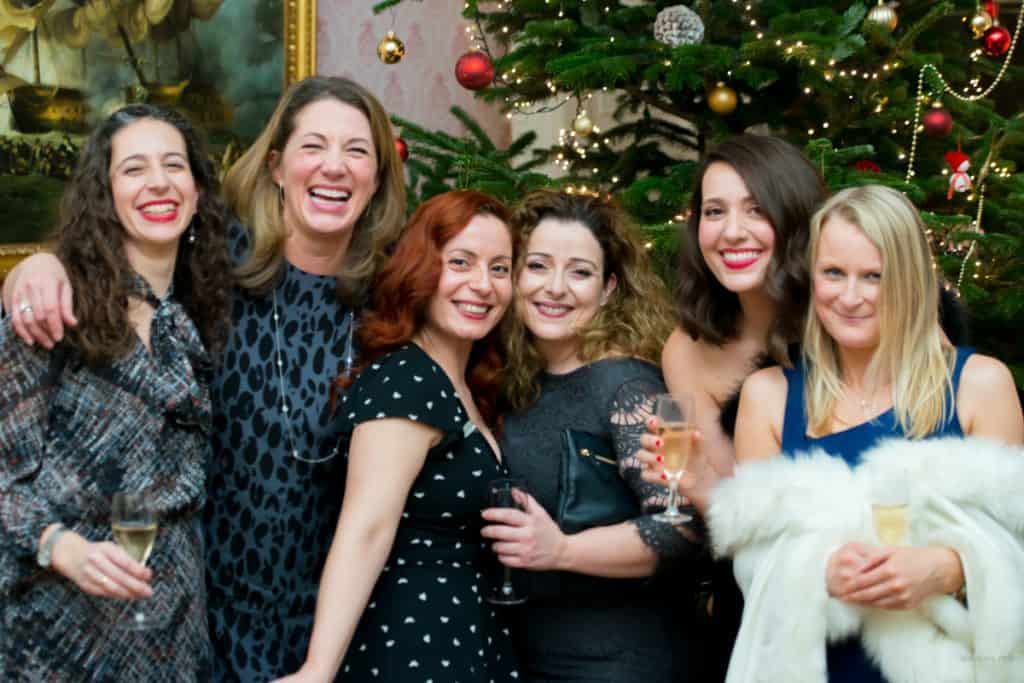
left=708, top=437, right=1024, bottom=683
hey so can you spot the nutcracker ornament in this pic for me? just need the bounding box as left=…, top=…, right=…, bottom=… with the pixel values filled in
left=944, top=147, right=973, bottom=199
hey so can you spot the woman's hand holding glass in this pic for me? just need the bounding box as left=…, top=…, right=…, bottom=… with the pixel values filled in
left=481, top=486, right=566, bottom=572
left=50, top=529, right=153, bottom=600
left=635, top=416, right=716, bottom=513
left=826, top=543, right=964, bottom=610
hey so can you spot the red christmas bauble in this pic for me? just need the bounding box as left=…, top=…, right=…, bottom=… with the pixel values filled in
left=455, top=50, right=495, bottom=90
left=985, top=1, right=999, bottom=19
left=982, top=25, right=1011, bottom=57
left=922, top=106, right=953, bottom=138
left=395, top=137, right=408, bottom=162
left=853, top=159, right=881, bottom=173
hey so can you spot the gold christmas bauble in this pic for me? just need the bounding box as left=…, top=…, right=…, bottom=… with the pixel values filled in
left=707, top=82, right=737, bottom=115
left=970, top=10, right=993, bottom=39
left=377, top=30, right=405, bottom=65
left=573, top=112, right=594, bottom=136
left=865, top=1, right=898, bottom=31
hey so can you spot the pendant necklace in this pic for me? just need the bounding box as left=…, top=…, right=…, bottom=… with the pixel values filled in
left=271, top=288, right=355, bottom=463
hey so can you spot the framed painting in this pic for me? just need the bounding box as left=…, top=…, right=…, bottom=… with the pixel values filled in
left=0, top=0, right=310, bottom=280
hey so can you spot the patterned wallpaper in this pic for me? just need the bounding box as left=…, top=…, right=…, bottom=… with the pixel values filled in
left=316, top=0, right=510, bottom=148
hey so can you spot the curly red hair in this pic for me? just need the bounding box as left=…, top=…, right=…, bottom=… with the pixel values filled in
left=338, top=190, right=514, bottom=427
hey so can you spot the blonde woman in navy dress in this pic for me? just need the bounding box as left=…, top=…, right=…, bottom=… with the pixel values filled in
left=719, top=185, right=1024, bottom=682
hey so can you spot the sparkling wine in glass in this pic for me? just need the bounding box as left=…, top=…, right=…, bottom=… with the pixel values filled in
left=111, top=491, right=158, bottom=629
left=871, top=477, right=909, bottom=546
left=485, top=478, right=528, bottom=606
left=653, top=393, right=696, bottom=523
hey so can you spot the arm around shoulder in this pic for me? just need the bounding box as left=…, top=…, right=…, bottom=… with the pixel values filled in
left=733, top=367, right=787, bottom=463
left=957, top=354, right=1024, bottom=444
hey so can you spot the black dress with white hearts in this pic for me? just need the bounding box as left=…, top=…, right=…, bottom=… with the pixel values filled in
left=335, top=343, right=520, bottom=682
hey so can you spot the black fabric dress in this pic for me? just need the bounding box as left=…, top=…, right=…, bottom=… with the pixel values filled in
left=204, top=222, right=354, bottom=681
left=501, top=358, right=707, bottom=683
left=334, top=343, right=520, bottom=682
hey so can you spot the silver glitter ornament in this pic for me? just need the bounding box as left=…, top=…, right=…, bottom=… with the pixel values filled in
left=653, top=5, right=704, bottom=47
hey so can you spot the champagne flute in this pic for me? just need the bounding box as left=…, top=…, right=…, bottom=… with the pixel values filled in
left=653, top=393, right=696, bottom=523
left=871, top=478, right=909, bottom=546
left=111, top=491, right=158, bottom=629
left=484, top=478, right=528, bottom=606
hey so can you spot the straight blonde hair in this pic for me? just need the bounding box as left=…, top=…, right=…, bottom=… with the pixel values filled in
left=223, top=76, right=406, bottom=303
left=803, top=185, right=955, bottom=439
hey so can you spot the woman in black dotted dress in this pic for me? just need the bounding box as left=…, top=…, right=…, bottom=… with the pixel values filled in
left=275, top=190, right=520, bottom=682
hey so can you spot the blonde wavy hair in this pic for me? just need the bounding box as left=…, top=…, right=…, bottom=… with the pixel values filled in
left=223, top=76, right=406, bottom=303
left=803, top=185, right=955, bottom=439
left=503, top=191, right=673, bottom=410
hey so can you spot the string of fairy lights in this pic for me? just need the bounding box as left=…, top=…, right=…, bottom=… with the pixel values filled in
left=903, top=1, right=1024, bottom=289
left=466, top=1, right=1016, bottom=159
left=460, top=0, right=1022, bottom=280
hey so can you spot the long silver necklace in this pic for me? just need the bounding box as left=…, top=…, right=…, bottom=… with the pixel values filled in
left=271, top=288, right=355, bottom=463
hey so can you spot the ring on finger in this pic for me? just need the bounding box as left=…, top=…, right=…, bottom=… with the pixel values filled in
left=17, top=301, right=33, bottom=316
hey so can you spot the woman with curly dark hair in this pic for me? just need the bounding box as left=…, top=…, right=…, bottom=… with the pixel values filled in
left=276, top=190, right=520, bottom=683
left=479, top=190, right=702, bottom=682
left=0, top=104, right=231, bottom=681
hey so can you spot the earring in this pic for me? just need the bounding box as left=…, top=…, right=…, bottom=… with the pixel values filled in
left=278, top=184, right=285, bottom=204
left=187, top=223, right=197, bottom=244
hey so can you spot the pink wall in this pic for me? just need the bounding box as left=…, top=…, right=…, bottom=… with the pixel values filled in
left=316, top=0, right=510, bottom=148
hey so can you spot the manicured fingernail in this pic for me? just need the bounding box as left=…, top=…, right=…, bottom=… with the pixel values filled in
left=656, top=455, right=663, bottom=463
left=655, top=439, right=663, bottom=449
left=660, top=472, right=667, bottom=480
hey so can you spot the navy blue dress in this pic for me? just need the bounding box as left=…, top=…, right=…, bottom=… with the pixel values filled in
left=780, top=347, right=972, bottom=683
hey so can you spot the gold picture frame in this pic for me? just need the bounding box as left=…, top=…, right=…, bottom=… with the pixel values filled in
left=284, top=0, right=317, bottom=85
left=0, top=243, right=43, bottom=284
left=1, top=1, right=313, bottom=282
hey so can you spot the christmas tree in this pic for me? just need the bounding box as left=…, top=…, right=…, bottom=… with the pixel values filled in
left=376, top=0, right=1024, bottom=385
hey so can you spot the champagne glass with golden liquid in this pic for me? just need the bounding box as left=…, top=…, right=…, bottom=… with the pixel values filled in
left=653, top=393, right=696, bottom=523
left=871, top=479, right=909, bottom=546
left=111, top=491, right=158, bottom=629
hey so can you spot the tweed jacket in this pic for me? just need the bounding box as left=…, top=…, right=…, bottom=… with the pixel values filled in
left=0, top=290, right=214, bottom=682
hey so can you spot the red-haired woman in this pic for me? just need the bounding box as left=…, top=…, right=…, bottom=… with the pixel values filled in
left=274, top=190, right=520, bottom=683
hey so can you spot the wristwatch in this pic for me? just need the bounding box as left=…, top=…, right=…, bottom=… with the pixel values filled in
left=37, top=524, right=69, bottom=569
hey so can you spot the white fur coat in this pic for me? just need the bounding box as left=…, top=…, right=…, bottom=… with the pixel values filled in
left=707, top=437, right=1024, bottom=683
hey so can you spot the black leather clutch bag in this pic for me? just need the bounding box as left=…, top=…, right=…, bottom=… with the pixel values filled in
left=556, top=428, right=641, bottom=535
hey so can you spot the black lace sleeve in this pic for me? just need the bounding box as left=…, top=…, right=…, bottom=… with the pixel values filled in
left=607, top=375, right=706, bottom=565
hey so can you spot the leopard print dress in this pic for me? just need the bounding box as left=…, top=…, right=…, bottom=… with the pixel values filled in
left=203, top=224, right=354, bottom=681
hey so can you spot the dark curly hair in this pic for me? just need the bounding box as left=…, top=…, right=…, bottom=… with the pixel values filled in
left=677, top=135, right=828, bottom=363
left=337, top=190, right=514, bottom=427
left=54, top=104, right=232, bottom=365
